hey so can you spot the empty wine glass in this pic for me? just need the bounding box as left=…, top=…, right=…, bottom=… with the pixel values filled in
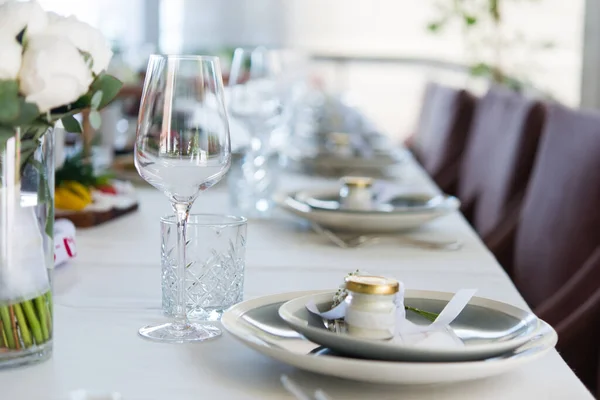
left=227, top=47, right=286, bottom=217
left=135, top=55, right=231, bottom=343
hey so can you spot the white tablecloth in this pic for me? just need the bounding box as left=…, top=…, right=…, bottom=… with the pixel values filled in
left=1, top=157, right=593, bottom=400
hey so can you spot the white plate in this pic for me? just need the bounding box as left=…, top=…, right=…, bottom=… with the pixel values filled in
left=222, top=291, right=557, bottom=385
left=279, top=291, right=542, bottom=362
left=291, top=148, right=407, bottom=177
left=275, top=191, right=459, bottom=233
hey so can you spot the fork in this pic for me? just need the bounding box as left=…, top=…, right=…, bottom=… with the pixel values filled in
left=311, top=223, right=462, bottom=250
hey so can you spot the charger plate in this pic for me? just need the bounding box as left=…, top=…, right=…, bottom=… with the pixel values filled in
left=222, top=291, right=557, bottom=385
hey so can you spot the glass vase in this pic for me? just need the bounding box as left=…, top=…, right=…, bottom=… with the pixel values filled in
left=0, top=126, right=54, bottom=368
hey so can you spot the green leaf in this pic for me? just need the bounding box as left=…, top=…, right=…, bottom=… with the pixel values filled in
left=90, top=73, right=123, bottom=109
left=0, top=126, right=17, bottom=154
left=470, top=63, right=492, bottom=77
left=464, top=15, right=477, bottom=26
left=89, top=110, right=102, bottom=130
left=13, top=100, right=40, bottom=126
left=0, top=80, right=20, bottom=123
left=427, top=22, right=442, bottom=32
left=62, top=115, right=82, bottom=133
left=0, top=126, right=16, bottom=142
left=90, top=91, right=103, bottom=110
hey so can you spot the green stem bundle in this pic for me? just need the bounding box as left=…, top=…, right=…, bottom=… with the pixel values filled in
left=0, top=291, right=52, bottom=351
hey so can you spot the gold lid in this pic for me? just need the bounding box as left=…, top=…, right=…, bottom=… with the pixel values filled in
left=329, top=132, right=351, bottom=145
left=345, top=275, right=399, bottom=295
left=340, top=176, right=374, bottom=188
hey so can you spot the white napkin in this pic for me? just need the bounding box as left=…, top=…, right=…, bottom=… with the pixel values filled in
left=54, top=219, right=76, bottom=267
left=307, top=285, right=477, bottom=349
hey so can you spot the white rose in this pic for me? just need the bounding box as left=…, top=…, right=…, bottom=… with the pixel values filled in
left=0, top=0, right=48, bottom=38
left=43, top=15, right=113, bottom=75
left=0, top=37, right=22, bottom=80
left=19, top=36, right=93, bottom=112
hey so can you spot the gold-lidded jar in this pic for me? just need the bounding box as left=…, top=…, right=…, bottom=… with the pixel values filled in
left=339, top=176, right=374, bottom=210
left=344, top=275, right=399, bottom=340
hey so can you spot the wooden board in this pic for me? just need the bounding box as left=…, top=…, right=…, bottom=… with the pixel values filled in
left=56, top=203, right=139, bottom=228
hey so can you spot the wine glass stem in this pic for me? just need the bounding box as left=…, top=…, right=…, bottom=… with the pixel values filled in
left=173, top=202, right=192, bottom=329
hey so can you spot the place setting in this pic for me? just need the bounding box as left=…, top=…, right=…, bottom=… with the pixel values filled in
left=287, top=112, right=409, bottom=178
left=276, top=175, right=462, bottom=249
left=222, top=271, right=557, bottom=385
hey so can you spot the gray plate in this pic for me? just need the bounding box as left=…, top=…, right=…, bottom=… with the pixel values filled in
left=296, top=189, right=459, bottom=214
left=278, top=291, right=541, bottom=362
left=276, top=191, right=459, bottom=233
left=221, top=291, right=557, bottom=384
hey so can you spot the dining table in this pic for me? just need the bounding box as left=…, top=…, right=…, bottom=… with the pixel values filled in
left=0, top=152, right=593, bottom=400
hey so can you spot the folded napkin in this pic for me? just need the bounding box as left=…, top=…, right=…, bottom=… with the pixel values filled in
left=307, top=285, right=477, bottom=349
left=55, top=219, right=76, bottom=267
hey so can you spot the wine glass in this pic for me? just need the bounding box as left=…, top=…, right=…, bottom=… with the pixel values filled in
left=228, top=47, right=285, bottom=149
left=134, top=55, right=231, bottom=343
left=227, top=48, right=286, bottom=217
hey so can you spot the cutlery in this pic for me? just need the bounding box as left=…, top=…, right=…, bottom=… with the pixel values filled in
left=311, top=223, right=461, bottom=250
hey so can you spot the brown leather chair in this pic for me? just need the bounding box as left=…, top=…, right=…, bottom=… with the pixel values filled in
left=410, top=83, right=476, bottom=194
left=457, top=87, right=545, bottom=226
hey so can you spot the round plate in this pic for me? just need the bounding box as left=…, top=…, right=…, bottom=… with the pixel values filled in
left=279, top=291, right=542, bottom=362
left=222, top=291, right=557, bottom=385
left=296, top=188, right=459, bottom=214
left=275, top=191, right=459, bottom=233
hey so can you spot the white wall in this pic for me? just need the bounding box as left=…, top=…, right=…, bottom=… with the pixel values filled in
left=177, top=0, right=286, bottom=52
left=37, top=0, right=585, bottom=140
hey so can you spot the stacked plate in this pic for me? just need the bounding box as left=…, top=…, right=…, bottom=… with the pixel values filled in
left=287, top=130, right=408, bottom=177
left=222, top=290, right=557, bottom=385
left=276, top=184, right=460, bottom=233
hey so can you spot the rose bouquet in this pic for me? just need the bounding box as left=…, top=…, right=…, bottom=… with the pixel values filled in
left=0, top=0, right=122, bottom=362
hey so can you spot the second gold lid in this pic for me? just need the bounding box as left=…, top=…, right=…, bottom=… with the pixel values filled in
left=345, top=275, right=399, bottom=295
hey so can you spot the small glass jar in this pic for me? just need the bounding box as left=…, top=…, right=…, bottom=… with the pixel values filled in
left=344, top=275, right=399, bottom=340
left=339, top=176, right=374, bottom=210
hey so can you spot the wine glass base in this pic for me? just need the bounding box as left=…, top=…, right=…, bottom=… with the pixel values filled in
left=138, top=322, right=221, bottom=343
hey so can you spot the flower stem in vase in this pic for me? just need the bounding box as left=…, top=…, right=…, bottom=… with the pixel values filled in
left=46, top=291, right=52, bottom=317
left=8, top=307, right=20, bottom=349
left=34, top=296, right=49, bottom=341
left=13, top=304, right=32, bottom=348
left=0, top=307, right=15, bottom=349
left=22, top=300, right=44, bottom=345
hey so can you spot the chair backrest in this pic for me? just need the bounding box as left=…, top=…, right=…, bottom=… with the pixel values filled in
left=412, top=82, right=475, bottom=180
left=536, top=246, right=600, bottom=395
left=472, top=95, right=546, bottom=237
left=458, top=87, right=545, bottom=225
left=513, top=103, right=600, bottom=308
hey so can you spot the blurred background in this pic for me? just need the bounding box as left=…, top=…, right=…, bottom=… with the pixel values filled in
left=40, top=0, right=586, bottom=141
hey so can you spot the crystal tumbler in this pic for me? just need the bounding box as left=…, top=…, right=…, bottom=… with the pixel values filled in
left=161, top=214, right=247, bottom=321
